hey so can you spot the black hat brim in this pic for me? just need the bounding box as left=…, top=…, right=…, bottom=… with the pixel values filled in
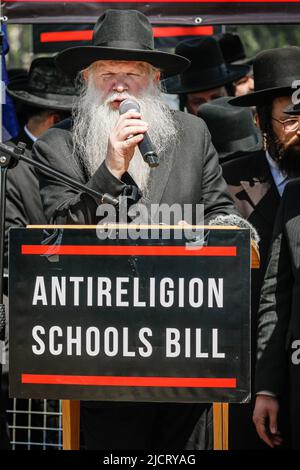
left=218, top=136, right=262, bottom=160
left=7, top=80, right=76, bottom=111
left=229, top=86, right=293, bottom=107
left=231, top=56, right=254, bottom=66
left=55, top=46, right=190, bottom=79
left=215, top=127, right=262, bottom=159
left=164, top=64, right=250, bottom=94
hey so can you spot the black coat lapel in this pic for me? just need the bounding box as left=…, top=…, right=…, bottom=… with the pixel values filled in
left=137, top=111, right=179, bottom=218
left=11, top=128, right=35, bottom=152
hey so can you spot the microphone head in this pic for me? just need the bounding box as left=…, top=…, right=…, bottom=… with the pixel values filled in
left=119, top=98, right=140, bottom=115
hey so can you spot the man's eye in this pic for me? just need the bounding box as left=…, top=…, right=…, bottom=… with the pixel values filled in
left=235, top=78, right=247, bottom=85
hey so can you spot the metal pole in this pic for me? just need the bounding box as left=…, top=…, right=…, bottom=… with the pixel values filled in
left=0, top=13, right=6, bottom=351
left=0, top=165, right=7, bottom=308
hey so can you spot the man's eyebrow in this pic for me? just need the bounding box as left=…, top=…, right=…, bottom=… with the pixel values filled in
left=279, top=114, right=296, bottom=120
left=90, top=65, right=148, bottom=74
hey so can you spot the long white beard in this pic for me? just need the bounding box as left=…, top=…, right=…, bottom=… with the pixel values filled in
left=72, top=77, right=178, bottom=192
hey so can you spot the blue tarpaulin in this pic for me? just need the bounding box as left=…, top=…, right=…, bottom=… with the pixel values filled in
left=1, top=23, right=19, bottom=140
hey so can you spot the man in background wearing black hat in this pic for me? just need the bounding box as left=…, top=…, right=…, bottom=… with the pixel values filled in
left=164, top=36, right=250, bottom=115
left=218, top=32, right=254, bottom=98
left=222, top=46, right=300, bottom=449
left=2, top=57, right=78, bottom=447
left=197, top=96, right=261, bottom=164
left=31, top=9, right=257, bottom=450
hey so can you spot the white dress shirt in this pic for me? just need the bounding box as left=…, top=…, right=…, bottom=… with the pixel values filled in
left=265, top=151, right=290, bottom=196
left=24, top=125, right=37, bottom=143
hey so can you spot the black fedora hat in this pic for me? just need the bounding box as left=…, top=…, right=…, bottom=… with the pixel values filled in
left=56, top=9, right=190, bottom=79
left=218, top=33, right=253, bottom=66
left=197, top=96, right=262, bottom=161
left=163, top=36, right=250, bottom=95
left=284, top=102, right=300, bottom=115
left=7, top=57, right=78, bottom=111
left=229, top=46, right=300, bottom=107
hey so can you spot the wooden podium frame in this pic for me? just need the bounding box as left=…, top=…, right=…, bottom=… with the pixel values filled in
left=26, top=224, right=260, bottom=450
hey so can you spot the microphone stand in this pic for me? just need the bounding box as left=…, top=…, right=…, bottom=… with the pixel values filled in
left=0, top=139, right=119, bottom=348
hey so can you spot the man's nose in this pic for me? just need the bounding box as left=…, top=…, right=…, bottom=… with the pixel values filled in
left=113, top=76, right=129, bottom=93
left=114, top=84, right=128, bottom=93
left=249, top=77, right=254, bottom=92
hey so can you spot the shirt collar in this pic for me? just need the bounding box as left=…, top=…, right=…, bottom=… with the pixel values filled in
left=24, top=125, right=38, bottom=143
left=265, top=151, right=290, bottom=196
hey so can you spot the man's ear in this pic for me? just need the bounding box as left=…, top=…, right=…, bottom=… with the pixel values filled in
left=82, top=68, right=89, bottom=82
left=154, top=69, right=161, bottom=83
left=50, top=113, right=63, bottom=126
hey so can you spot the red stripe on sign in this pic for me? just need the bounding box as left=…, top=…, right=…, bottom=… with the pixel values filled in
left=40, top=26, right=213, bottom=43
left=21, top=245, right=236, bottom=257
left=22, top=374, right=237, bottom=388
left=153, top=26, right=214, bottom=37
left=40, top=31, right=93, bottom=42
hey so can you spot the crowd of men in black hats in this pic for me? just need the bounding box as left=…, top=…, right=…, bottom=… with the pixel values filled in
left=1, top=9, right=300, bottom=450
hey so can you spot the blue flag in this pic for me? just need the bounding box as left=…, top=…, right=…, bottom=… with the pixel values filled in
left=2, top=23, right=19, bottom=141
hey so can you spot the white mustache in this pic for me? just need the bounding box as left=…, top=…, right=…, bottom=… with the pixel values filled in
left=105, top=92, right=136, bottom=105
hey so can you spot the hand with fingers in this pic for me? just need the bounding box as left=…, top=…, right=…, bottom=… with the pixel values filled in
left=105, top=109, right=149, bottom=180
left=253, top=395, right=283, bottom=448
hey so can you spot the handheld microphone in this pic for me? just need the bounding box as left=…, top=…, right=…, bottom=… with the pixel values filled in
left=119, top=99, right=159, bottom=168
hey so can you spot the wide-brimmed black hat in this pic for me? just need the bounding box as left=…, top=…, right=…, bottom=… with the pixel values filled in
left=7, top=57, right=78, bottom=111
left=56, top=9, right=190, bottom=79
left=284, top=102, right=300, bottom=115
left=163, top=37, right=250, bottom=95
left=218, top=33, right=253, bottom=66
left=197, top=96, right=262, bottom=161
left=229, top=46, right=300, bottom=107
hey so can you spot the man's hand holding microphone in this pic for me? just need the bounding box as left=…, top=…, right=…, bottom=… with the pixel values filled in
left=105, top=99, right=159, bottom=181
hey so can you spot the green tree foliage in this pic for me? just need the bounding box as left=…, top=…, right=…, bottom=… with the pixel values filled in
left=227, top=25, right=300, bottom=58
left=6, top=25, right=33, bottom=71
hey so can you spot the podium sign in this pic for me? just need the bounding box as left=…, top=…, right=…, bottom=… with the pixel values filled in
left=9, top=227, right=250, bottom=403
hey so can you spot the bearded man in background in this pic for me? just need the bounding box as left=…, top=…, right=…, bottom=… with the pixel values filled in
left=32, top=9, right=255, bottom=450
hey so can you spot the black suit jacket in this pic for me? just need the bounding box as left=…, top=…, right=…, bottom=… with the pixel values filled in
left=32, top=111, right=237, bottom=225
left=4, top=129, right=47, bottom=268
left=222, top=150, right=280, bottom=314
left=222, top=150, right=283, bottom=449
left=10, top=127, right=34, bottom=151
left=256, top=178, right=300, bottom=393
left=255, top=179, right=300, bottom=448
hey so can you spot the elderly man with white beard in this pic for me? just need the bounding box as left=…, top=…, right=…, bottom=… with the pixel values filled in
left=73, top=59, right=175, bottom=194
left=32, top=9, right=254, bottom=450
